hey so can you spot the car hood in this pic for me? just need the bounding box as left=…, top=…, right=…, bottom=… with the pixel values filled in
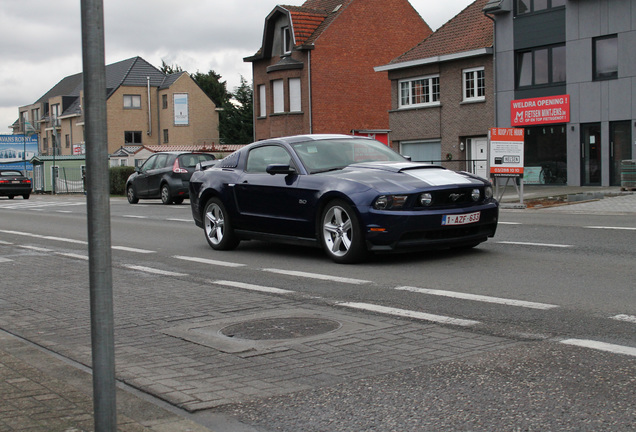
left=329, top=162, right=486, bottom=193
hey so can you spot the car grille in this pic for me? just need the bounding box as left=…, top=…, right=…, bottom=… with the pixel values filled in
left=417, top=187, right=485, bottom=208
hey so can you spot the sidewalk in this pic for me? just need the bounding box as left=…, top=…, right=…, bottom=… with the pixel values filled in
left=499, top=184, right=636, bottom=212
left=0, top=330, right=214, bottom=432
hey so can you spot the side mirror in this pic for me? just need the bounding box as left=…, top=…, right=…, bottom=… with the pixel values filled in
left=266, top=164, right=296, bottom=175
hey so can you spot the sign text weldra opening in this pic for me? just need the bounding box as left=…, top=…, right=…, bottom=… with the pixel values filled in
left=510, top=94, right=570, bottom=126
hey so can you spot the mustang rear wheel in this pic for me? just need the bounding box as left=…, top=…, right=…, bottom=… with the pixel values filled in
left=321, top=199, right=367, bottom=264
left=204, top=198, right=239, bottom=250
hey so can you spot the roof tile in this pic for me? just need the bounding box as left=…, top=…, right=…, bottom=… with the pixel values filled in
left=390, top=0, right=493, bottom=64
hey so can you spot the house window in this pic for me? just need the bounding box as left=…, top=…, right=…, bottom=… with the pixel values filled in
left=50, top=104, right=61, bottom=126
left=31, top=108, right=40, bottom=123
left=282, top=26, right=292, bottom=55
left=399, top=75, right=440, bottom=108
left=258, top=85, right=267, bottom=118
left=593, top=35, right=618, bottom=80
left=123, top=95, right=142, bottom=109
left=516, top=0, right=565, bottom=15
left=516, top=44, right=565, bottom=88
left=163, top=129, right=169, bottom=144
left=289, top=78, right=301, bottom=112
left=463, top=67, right=485, bottom=102
left=65, top=134, right=70, bottom=148
left=273, top=79, right=284, bottom=113
left=124, top=131, right=142, bottom=144
left=162, top=94, right=168, bottom=109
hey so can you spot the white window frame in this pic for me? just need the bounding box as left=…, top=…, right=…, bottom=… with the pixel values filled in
left=273, top=79, right=284, bottom=113
left=282, top=26, right=292, bottom=55
left=258, top=85, right=267, bottom=118
left=463, top=67, right=486, bottom=102
left=399, top=75, right=440, bottom=108
left=289, top=78, right=301, bottom=112
left=123, top=94, right=142, bottom=109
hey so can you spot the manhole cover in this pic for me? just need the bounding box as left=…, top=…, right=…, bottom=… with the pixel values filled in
left=220, top=317, right=341, bottom=340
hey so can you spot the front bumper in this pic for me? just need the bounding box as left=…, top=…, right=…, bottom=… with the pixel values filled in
left=362, top=203, right=499, bottom=252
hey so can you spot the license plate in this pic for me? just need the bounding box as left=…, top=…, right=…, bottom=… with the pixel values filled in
left=441, top=211, right=481, bottom=226
left=11, top=180, right=20, bottom=184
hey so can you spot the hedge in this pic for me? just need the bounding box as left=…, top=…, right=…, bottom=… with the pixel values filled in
left=110, top=166, right=136, bottom=195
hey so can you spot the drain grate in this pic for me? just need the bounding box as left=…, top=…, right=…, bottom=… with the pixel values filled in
left=220, top=317, right=341, bottom=340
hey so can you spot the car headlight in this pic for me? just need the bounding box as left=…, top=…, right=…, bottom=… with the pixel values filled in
left=373, top=195, right=408, bottom=210
left=471, top=188, right=480, bottom=201
left=484, top=186, right=493, bottom=200
left=419, top=193, right=433, bottom=206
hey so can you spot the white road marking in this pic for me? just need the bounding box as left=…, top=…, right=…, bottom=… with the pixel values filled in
left=263, top=268, right=371, bottom=285
left=19, top=245, right=53, bottom=252
left=0, top=201, right=84, bottom=210
left=112, top=246, right=155, bottom=254
left=584, top=226, right=636, bottom=231
left=497, top=241, right=572, bottom=248
left=0, top=258, right=12, bottom=263
left=612, top=314, right=636, bottom=324
left=0, top=240, right=12, bottom=245
left=339, top=302, right=480, bottom=327
left=0, top=230, right=87, bottom=244
left=395, top=286, right=559, bottom=310
left=122, top=264, right=187, bottom=277
left=166, top=218, right=192, bottom=222
left=173, top=255, right=245, bottom=268
left=560, top=339, right=636, bottom=358
left=122, top=215, right=147, bottom=219
left=499, top=222, right=522, bottom=225
left=58, top=252, right=89, bottom=261
left=213, top=280, right=294, bottom=295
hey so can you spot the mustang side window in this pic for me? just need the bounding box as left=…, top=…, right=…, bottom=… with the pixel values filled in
left=246, top=146, right=293, bottom=173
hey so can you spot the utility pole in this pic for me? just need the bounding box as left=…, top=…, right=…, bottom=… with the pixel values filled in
left=80, top=0, right=117, bottom=430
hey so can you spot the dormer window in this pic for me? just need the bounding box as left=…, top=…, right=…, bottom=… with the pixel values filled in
left=282, top=26, right=292, bottom=55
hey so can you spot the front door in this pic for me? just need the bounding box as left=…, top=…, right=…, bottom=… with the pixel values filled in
left=610, top=121, right=632, bottom=186
left=581, top=123, right=602, bottom=186
left=468, top=137, right=488, bottom=179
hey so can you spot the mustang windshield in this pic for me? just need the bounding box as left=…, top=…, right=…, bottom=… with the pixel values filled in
left=293, top=138, right=406, bottom=174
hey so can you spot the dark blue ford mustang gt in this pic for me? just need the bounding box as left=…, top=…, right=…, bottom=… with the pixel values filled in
left=189, top=134, right=498, bottom=263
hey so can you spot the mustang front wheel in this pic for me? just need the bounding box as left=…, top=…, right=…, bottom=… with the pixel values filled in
left=321, top=200, right=367, bottom=264
left=204, top=198, right=239, bottom=250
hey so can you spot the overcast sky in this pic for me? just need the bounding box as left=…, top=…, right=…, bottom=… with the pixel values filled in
left=0, top=0, right=474, bottom=134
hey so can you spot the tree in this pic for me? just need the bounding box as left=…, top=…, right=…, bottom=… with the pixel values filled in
left=220, top=76, right=253, bottom=144
left=160, top=60, right=182, bottom=74
left=163, top=63, right=254, bottom=144
left=191, top=70, right=230, bottom=109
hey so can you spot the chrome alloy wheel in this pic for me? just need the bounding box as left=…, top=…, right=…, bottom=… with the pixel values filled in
left=204, top=202, right=226, bottom=246
left=322, top=205, right=354, bottom=257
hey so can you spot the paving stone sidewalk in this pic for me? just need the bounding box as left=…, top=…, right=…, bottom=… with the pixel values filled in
left=0, top=331, right=214, bottom=432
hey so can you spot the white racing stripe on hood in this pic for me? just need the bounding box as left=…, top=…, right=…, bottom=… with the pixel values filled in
left=404, top=168, right=470, bottom=186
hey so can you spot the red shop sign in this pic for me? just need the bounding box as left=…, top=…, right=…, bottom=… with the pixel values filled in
left=511, top=95, right=570, bottom=126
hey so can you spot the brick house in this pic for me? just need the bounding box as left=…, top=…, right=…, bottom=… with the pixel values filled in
left=244, top=0, right=432, bottom=142
left=375, top=0, right=494, bottom=179
left=15, top=57, right=220, bottom=157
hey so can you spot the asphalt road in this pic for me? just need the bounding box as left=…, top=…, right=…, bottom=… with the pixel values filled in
left=0, top=194, right=635, bottom=431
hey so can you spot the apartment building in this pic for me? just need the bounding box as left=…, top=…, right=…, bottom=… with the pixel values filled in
left=484, top=0, right=636, bottom=186
left=14, top=57, right=220, bottom=157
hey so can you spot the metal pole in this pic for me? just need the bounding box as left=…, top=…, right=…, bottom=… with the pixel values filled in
left=80, top=0, right=117, bottom=430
